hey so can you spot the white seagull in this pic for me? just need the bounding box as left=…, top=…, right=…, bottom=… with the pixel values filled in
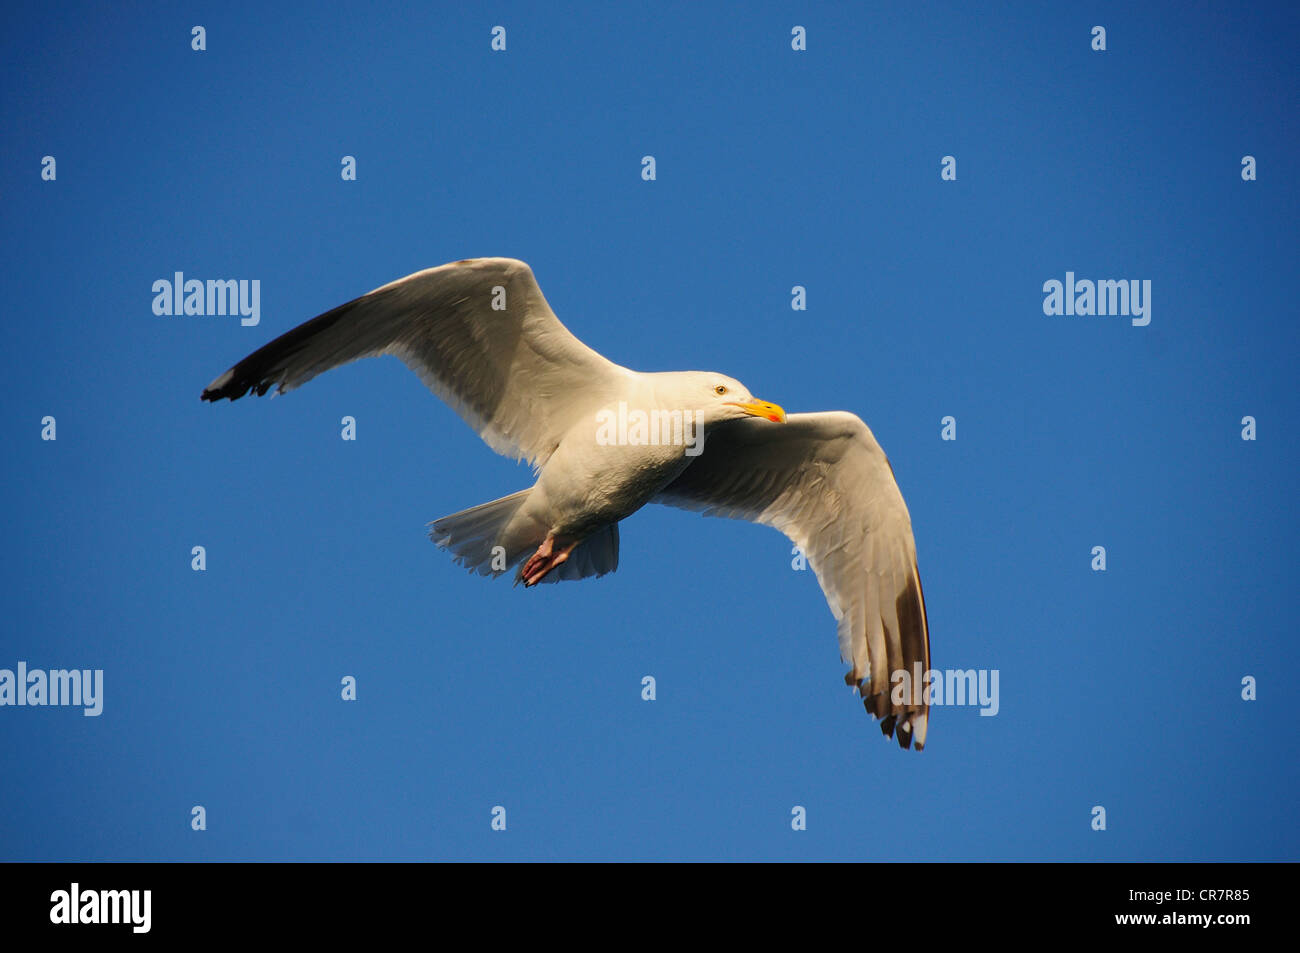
left=203, top=258, right=931, bottom=749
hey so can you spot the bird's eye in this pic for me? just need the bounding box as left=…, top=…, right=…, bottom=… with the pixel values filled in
left=715, top=385, right=728, bottom=395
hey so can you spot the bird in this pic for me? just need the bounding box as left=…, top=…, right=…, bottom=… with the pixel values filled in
left=202, top=257, right=931, bottom=749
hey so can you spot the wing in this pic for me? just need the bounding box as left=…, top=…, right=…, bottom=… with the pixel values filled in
left=202, top=257, right=628, bottom=468
left=653, top=411, right=931, bottom=749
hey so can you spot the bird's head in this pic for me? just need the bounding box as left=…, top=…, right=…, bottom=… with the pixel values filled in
left=676, top=372, right=786, bottom=427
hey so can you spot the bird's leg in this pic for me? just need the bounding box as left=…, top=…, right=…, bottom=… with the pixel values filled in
left=518, top=535, right=553, bottom=583
left=519, top=534, right=579, bottom=587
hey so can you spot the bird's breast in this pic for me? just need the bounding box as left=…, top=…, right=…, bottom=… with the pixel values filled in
left=535, top=432, right=693, bottom=537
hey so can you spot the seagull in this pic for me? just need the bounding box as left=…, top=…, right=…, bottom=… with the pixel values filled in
left=202, top=258, right=931, bottom=749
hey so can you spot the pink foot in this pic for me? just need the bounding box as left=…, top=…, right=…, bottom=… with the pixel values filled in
left=519, top=535, right=577, bottom=587
left=519, top=536, right=554, bottom=582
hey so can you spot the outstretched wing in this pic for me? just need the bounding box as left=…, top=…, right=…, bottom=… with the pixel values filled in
left=654, top=411, right=931, bottom=749
left=202, top=257, right=628, bottom=468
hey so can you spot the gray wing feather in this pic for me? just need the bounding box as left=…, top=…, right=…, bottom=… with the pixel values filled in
left=202, top=258, right=626, bottom=468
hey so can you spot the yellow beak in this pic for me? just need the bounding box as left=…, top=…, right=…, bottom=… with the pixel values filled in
left=726, top=399, right=787, bottom=423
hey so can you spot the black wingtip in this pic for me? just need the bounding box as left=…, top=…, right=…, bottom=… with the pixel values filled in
left=862, top=696, right=920, bottom=751
left=199, top=385, right=241, bottom=403
left=200, top=368, right=259, bottom=403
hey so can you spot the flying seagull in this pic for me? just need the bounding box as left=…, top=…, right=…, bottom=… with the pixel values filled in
left=202, top=258, right=931, bottom=749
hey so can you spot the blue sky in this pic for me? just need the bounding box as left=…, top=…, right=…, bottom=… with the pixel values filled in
left=2, top=1, right=1296, bottom=860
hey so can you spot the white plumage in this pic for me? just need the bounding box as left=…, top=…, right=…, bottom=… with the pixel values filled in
left=203, top=257, right=931, bottom=749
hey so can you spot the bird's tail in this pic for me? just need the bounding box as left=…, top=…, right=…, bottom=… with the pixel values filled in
left=428, top=489, right=541, bottom=577
left=428, top=488, right=620, bottom=584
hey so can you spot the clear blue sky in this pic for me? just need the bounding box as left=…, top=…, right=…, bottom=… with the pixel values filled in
left=2, top=1, right=1296, bottom=860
